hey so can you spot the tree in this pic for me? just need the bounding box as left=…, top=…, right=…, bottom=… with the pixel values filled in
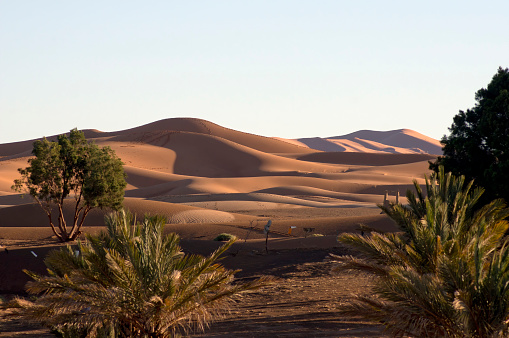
left=431, top=67, right=509, bottom=203
left=12, top=129, right=126, bottom=242
left=8, top=210, right=273, bottom=337
left=335, top=167, right=509, bottom=337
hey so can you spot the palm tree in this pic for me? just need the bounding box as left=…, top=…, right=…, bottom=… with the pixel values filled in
left=8, top=210, right=272, bottom=337
left=335, top=167, right=509, bottom=337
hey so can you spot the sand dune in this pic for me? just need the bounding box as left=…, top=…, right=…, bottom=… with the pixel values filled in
left=0, top=197, right=248, bottom=228
left=0, top=118, right=313, bottom=157
left=295, top=152, right=435, bottom=166
left=0, top=157, right=31, bottom=193
left=97, top=131, right=345, bottom=178
left=0, top=118, right=437, bottom=242
left=294, top=129, right=442, bottom=155
left=108, top=117, right=316, bottom=154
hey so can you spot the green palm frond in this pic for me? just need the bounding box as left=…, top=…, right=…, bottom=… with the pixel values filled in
left=8, top=209, right=273, bottom=337
left=336, top=166, right=509, bottom=337
left=337, top=232, right=407, bottom=267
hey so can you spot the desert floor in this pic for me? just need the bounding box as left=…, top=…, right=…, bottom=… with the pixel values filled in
left=1, top=222, right=389, bottom=338
left=0, top=205, right=395, bottom=337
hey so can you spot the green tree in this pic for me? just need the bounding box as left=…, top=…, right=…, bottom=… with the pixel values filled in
left=431, top=67, right=509, bottom=203
left=12, top=129, right=126, bottom=242
left=335, top=167, right=509, bottom=337
left=8, top=210, right=272, bottom=337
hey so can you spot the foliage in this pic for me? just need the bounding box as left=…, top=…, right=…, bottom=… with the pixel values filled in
left=50, top=324, right=114, bottom=338
left=431, top=67, right=509, bottom=203
left=7, top=210, right=272, bottom=337
left=12, top=129, right=126, bottom=242
left=213, top=233, right=237, bottom=241
left=335, top=167, right=509, bottom=337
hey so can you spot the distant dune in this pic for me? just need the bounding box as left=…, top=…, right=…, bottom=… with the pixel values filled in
left=280, top=128, right=443, bottom=155
left=0, top=117, right=439, bottom=233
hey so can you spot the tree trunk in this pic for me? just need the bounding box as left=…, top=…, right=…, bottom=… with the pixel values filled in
left=35, top=198, right=65, bottom=242
left=68, top=206, right=91, bottom=240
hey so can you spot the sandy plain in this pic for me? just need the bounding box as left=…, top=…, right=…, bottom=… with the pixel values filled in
left=0, top=118, right=439, bottom=336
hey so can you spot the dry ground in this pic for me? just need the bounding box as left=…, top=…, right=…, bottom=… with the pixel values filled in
left=193, top=248, right=387, bottom=338
left=1, top=240, right=388, bottom=338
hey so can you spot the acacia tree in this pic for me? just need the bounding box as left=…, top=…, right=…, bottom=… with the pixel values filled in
left=431, top=67, right=509, bottom=203
left=12, top=129, right=126, bottom=242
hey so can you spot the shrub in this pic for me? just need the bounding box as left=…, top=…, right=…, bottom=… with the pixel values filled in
left=214, top=233, right=237, bottom=241
left=310, top=233, right=324, bottom=237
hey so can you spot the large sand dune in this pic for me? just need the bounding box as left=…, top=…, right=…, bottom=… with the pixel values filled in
left=0, top=117, right=438, bottom=239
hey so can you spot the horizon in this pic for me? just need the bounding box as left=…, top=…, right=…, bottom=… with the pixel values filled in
left=0, top=116, right=442, bottom=146
left=2, top=1, right=508, bottom=143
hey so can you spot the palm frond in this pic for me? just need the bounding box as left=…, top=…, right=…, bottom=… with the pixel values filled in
left=8, top=209, right=274, bottom=337
left=334, top=166, right=509, bottom=337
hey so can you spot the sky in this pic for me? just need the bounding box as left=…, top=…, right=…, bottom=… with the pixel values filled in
left=1, top=1, right=508, bottom=144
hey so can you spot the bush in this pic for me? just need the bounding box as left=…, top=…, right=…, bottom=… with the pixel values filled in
left=214, top=233, right=237, bottom=241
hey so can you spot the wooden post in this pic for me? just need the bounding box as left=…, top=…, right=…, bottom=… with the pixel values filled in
left=264, top=220, right=272, bottom=253
left=383, top=191, right=389, bottom=208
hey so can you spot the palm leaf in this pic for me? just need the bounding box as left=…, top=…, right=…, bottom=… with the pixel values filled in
left=8, top=209, right=274, bottom=337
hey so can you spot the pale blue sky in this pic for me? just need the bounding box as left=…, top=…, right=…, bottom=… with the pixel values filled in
left=1, top=1, right=508, bottom=143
